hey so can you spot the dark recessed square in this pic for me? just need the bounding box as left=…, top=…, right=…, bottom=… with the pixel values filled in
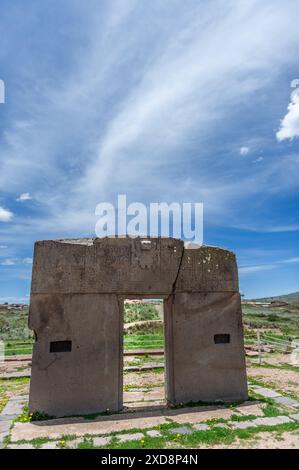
left=214, top=334, right=230, bottom=344
left=50, top=340, right=72, bottom=353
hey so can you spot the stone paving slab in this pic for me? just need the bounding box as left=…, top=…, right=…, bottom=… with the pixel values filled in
left=117, top=433, right=144, bottom=442
left=274, top=396, right=299, bottom=407
left=124, top=400, right=166, bottom=410
left=93, top=436, right=112, bottom=447
left=146, top=430, right=162, bottom=437
left=8, top=443, right=35, bottom=449
left=235, top=402, right=264, bottom=417
left=123, top=387, right=164, bottom=403
left=10, top=414, right=167, bottom=441
left=290, top=413, right=299, bottom=422
left=193, top=423, right=209, bottom=431
left=231, top=420, right=257, bottom=429
left=173, top=407, right=232, bottom=424
left=10, top=405, right=234, bottom=441
left=1, top=395, right=27, bottom=418
left=211, top=423, right=230, bottom=428
left=168, top=426, right=192, bottom=435
left=40, top=442, right=59, bottom=449
left=253, top=416, right=293, bottom=426
left=251, top=387, right=281, bottom=398
left=0, top=420, right=11, bottom=434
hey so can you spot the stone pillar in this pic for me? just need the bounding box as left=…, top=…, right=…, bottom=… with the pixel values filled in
left=164, top=292, right=247, bottom=405
left=29, top=293, right=123, bottom=417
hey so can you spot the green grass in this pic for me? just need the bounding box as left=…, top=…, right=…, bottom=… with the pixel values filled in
left=124, top=333, right=164, bottom=350
left=124, top=303, right=160, bottom=323
left=251, top=361, right=299, bottom=373
left=0, top=308, right=31, bottom=341
left=72, top=420, right=299, bottom=449
left=242, top=303, right=299, bottom=338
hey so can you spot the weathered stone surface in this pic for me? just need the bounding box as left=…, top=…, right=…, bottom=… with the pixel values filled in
left=253, top=416, right=293, bottom=426
left=40, top=441, right=59, bottom=449
left=123, top=387, right=164, bottom=404
left=193, top=423, right=209, bottom=431
left=10, top=414, right=168, bottom=441
left=164, top=291, right=247, bottom=404
left=1, top=396, right=27, bottom=420
left=93, top=436, right=112, bottom=447
left=31, top=238, right=184, bottom=296
left=117, top=432, right=144, bottom=442
left=10, top=404, right=233, bottom=441
left=289, top=413, right=299, bottom=422
left=211, top=422, right=230, bottom=428
left=252, top=387, right=281, bottom=399
left=8, top=443, right=35, bottom=449
left=168, top=426, right=192, bottom=435
left=168, top=406, right=233, bottom=424
left=28, top=236, right=248, bottom=417
left=230, top=420, right=257, bottom=429
left=29, top=293, right=123, bottom=416
left=273, top=396, right=299, bottom=407
left=0, top=420, right=11, bottom=434
left=146, top=430, right=162, bottom=437
left=235, top=402, right=264, bottom=417
left=175, top=246, right=239, bottom=293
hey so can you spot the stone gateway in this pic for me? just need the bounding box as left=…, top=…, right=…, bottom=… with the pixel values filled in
left=28, top=237, right=248, bottom=417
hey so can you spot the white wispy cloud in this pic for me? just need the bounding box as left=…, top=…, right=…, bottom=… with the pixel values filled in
left=0, top=257, right=32, bottom=266
left=239, top=255, right=299, bottom=274
left=0, top=207, right=13, bottom=222
left=239, top=264, right=277, bottom=274
left=0, top=259, right=16, bottom=266
left=282, top=257, right=299, bottom=263
left=277, top=88, right=299, bottom=141
left=240, top=146, right=250, bottom=156
left=16, top=192, right=32, bottom=202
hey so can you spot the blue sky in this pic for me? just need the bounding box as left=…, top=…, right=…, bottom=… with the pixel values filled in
left=0, top=0, right=299, bottom=302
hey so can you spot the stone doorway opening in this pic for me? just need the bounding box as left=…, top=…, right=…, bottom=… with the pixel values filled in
left=122, top=298, right=166, bottom=411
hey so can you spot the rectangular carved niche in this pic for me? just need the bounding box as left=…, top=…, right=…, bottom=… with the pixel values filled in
left=214, top=334, right=230, bottom=344
left=50, top=340, right=72, bottom=353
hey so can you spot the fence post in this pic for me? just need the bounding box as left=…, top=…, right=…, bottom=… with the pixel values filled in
left=257, top=331, right=262, bottom=365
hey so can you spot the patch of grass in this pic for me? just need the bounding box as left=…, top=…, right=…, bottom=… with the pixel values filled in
left=251, top=362, right=299, bottom=373
left=77, top=437, right=94, bottom=449
left=14, top=403, right=55, bottom=423
left=0, top=377, right=29, bottom=414
left=124, top=303, right=160, bottom=324
left=0, top=307, right=32, bottom=342
left=230, top=414, right=257, bottom=422
left=124, top=333, right=164, bottom=351
left=262, top=401, right=284, bottom=417
left=106, top=421, right=299, bottom=449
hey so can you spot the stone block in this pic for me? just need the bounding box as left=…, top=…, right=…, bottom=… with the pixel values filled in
left=117, top=433, right=144, bottom=442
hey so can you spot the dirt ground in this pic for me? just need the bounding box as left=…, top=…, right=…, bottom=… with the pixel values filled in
left=247, top=366, right=299, bottom=397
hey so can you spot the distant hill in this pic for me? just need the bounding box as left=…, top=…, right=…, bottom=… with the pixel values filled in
left=250, top=291, right=299, bottom=302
